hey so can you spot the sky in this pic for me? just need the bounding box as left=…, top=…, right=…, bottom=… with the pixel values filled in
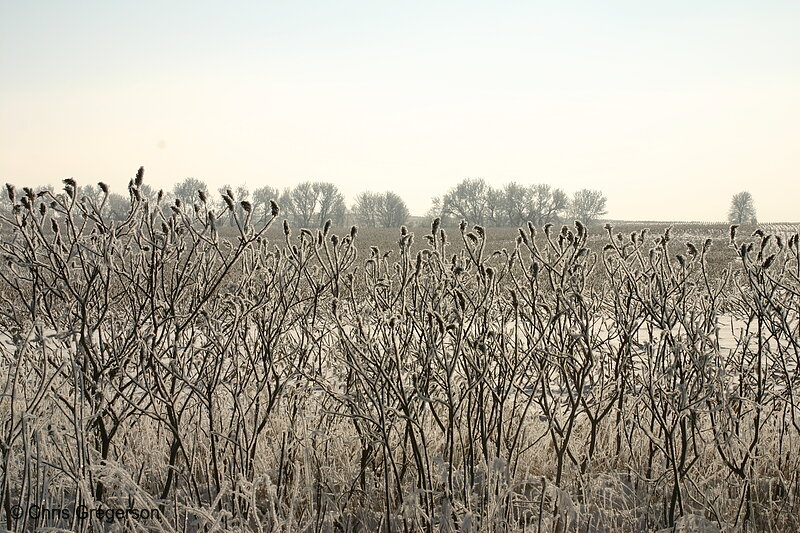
left=1, top=1, right=798, bottom=222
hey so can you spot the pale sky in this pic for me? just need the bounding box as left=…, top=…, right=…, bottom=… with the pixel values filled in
left=1, top=1, right=798, bottom=221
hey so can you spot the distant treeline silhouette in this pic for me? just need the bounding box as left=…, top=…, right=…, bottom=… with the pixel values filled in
left=66, top=176, right=607, bottom=228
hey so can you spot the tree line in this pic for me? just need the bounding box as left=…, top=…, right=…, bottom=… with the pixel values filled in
left=68, top=176, right=608, bottom=228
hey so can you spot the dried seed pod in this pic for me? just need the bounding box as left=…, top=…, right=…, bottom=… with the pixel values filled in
left=240, top=200, right=252, bottom=213
left=323, top=219, right=331, bottom=235
left=198, top=190, right=207, bottom=203
left=575, top=220, right=585, bottom=238
left=5, top=183, right=15, bottom=202
left=283, top=219, right=290, bottom=236
left=98, top=182, right=109, bottom=195
left=135, top=166, right=144, bottom=186
left=270, top=200, right=279, bottom=216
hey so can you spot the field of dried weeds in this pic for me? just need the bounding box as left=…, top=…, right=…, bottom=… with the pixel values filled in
left=1, top=184, right=798, bottom=532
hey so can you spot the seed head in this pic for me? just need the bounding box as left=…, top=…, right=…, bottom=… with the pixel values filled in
left=198, top=190, right=207, bottom=203
left=283, top=219, right=290, bottom=236
left=98, top=182, right=109, bottom=195
left=575, top=220, right=585, bottom=238
left=323, top=219, right=331, bottom=235
left=240, top=200, right=252, bottom=213
left=5, top=184, right=15, bottom=203
left=431, top=217, right=440, bottom=236
left=270, top=200, right=279, bottom=216
left=135, top=167, right=144, bottom=186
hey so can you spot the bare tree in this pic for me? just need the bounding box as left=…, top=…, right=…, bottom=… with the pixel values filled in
left=253, top=185, right=279, bottom=225
left=314, top=182, right=346, bottom=226
left=354, top=191, right=409, bottom=227
left=485, top=187, right=505, bottom=226
left=530, top=184, right=568, bottom=225
left=353, top=192, right=380, bottom=227
left=381, top=191, right=409, bottom=227
left=441, top=178, right=491, bottom=225
left=502, top=182, right=532, bottom=226
left=173, top=177, right=208, bottom=205
left=728, top=191, right=757, bottom=224
left=570, top=189, right=607, bottom=224
left=281, top=181, right=346, bottom=227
